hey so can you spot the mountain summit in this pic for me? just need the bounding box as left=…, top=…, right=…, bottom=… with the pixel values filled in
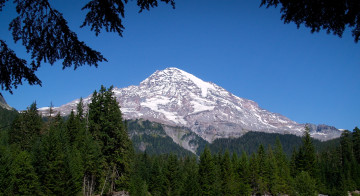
left=39, top=67, right=341, bottom=142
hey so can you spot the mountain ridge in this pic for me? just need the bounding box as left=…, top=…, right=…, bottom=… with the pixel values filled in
left=38, top=67, right=342, bottom=144
left=0, top=93, right=12, bottom=110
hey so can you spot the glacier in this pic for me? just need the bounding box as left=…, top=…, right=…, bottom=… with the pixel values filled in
left=38, top=67, right=342, bottom=143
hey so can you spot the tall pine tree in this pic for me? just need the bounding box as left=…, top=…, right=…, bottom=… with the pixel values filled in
left=6, top=150, right=41, bottom=195
left=236, top=151, right=252, bottom=195
left=9, top=102, right=42, bottom=150
left=353, top=127, right=360, bottom=164
left=181, top=156, right=200, bottom=196
left=220, top=150, right=236, bottom=195
left=88, top=85, right=134, bottom=192
left=296, top=127, right=316, bottom=176
left=199, top=146, right=218, bottom=196
left=274, top=137, right=291, bottom=194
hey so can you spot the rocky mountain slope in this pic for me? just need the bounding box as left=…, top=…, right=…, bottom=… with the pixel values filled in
left=39, top=67, right=342, bottom=146
left=0, top=93, right=12, bottom=110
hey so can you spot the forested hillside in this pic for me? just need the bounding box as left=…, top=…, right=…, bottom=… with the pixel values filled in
left=128, top=119, right=340, bottom=157
left=0, top=87, right=359, bottom=195
left=0, top=86, right=134, bottom=195
left=210, top=131, right=340, bottom=157
left=128, top=119, right=195, bottom=157
left=0, top=106, right=18, bottom=128
left=130, top=128, right=359, bottom=196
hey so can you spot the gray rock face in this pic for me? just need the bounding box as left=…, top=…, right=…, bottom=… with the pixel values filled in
left=0, top=93, right=12, bottom=110
left=39, top=67, right=342, bottom=142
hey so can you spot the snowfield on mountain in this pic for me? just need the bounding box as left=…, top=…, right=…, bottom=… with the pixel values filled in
left=39, top=67, right=341, bottom=142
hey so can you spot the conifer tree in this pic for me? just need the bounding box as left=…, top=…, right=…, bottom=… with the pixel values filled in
left=164, top=153, right=181, bottom=195
left=80, top=133, right=103, bottom=196
left=231, top=152, right=238, bottom=172
left=9, top=102, right=42, bottom=150
left=274, top=137, right=291, bottom=194
left=181, top=156, right=200, bottom=196
left=317, top=149, right=345, bottom=195
left=220, top=150, right=236, bottom=195
left=293, top=171, right=317, bottom=196
left=129, top=174, right=149, bottom=196
left=148, top=157, right=167, bottom=195
left=303, top=128, right=316, bottom=173
left=237, top=151, right=252, bottom=195
left=129, top=153, right=151, bottom=196
left=199, top=146, right=218, bottom=196
left=249, top=153, right=259, bottom=194
left=339, top=130, right=358, bottom=190
left=256, top=144, right=268, bottom=194
left=290, top=147, right=298, bottom=177
left=69, top=98, right=103, bottom=196
left=32, top=115, right=83, bottom=195
left=88, top=85, right=134, bottom=192
left=6, top=150, right=41, bottom=195
left=0, top=146, right=12, bottom=194
left=139, top=152, right=152, bottom=183
left=296, top=127, right=316, bottom=176
left=76, top=97, right=85, bottom=122
left=66, top=110, right=78, bottom=144
left=353, top=127, right=360, bottom=164
left=266, top=146, right=281, bottom=195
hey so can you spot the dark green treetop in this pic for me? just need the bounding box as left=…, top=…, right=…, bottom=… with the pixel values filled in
left=9, top=102, right=42, bottom=150
left=88, top=85, right=134, bottom=192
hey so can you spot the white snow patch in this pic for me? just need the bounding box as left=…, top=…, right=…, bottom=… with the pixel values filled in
left=38, top=106, right=59, bottom=111
left=142, top=97, right=170, bottom=107
left=253, top=113, right=276, bottom=128
left=191, top=101, right=215, bottom=114
left=141, top=97, right=186, bottom=125
left=174, top=68, right=216, bottom=97
left=311, top=132, right=326, bottom=136
left=278, top=119, right=289, bottom=124
left=121, top=108, right=137, bottom=113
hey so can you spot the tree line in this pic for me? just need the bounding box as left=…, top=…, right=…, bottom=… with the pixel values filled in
left=0, top=85, right=360, bottom=195
left=130, top=127, right=360, bottom=196
left=0, top=86, right=133, bottom=195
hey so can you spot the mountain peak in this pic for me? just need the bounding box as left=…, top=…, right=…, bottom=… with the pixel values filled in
left=39, top=68, right=342, bottom=143
left=141, top=67, right=216, bottom=97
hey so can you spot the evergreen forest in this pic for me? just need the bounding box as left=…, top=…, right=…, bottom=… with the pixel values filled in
left=0, top=86, right=360, bottom=196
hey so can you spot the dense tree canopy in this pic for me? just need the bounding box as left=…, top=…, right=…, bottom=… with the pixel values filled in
left=0, top=98, right=359, bottom=195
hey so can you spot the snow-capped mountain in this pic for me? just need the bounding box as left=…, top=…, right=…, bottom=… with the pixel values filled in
left=39, top=67, right=341, bottom=142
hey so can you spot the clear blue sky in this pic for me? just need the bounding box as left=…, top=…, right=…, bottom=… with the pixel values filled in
left=1, top=0, right=359, bottom=130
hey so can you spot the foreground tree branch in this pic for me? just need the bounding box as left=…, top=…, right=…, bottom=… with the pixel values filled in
left=261, top=0, right=360, bottom=42
left=1, top=0, right=175, bottom=93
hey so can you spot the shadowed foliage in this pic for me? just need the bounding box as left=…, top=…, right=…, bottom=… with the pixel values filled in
left=0, top=40, right=41, bottom=93
left=0, top=96, right=359, bottom=195
left=261, top=0, right=360, bottom=42
left=1, top=0, right=174, bottom=93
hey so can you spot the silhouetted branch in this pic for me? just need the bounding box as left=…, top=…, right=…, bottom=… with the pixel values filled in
left=81, top=0, right=175, bottom=36
left=9, top=0, right=107, bottom=70
left=0, top=40, right=41, bottom=94
left=0, top=0, right=8, bottom=11
left=261, top=0, right=360, bottom=42
left=1, top=0, right=175, bottom=93
left=81, top=0, right=127, bottom=36
left=137, top=0, right=175, bottom=13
